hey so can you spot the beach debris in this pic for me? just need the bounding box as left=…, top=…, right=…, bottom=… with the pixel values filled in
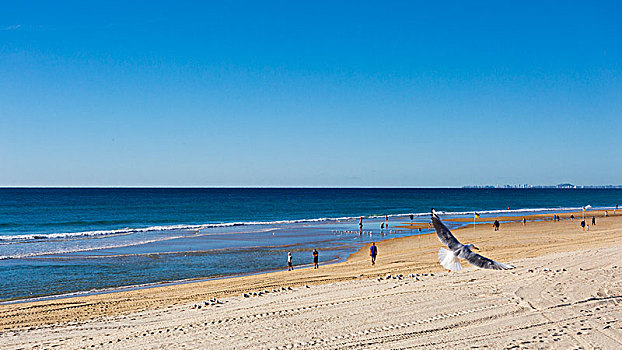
left=527, top=269, right=534, bottom=273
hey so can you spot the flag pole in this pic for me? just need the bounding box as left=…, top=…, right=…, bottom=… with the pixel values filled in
left=474, top=212, right=477, bottom=241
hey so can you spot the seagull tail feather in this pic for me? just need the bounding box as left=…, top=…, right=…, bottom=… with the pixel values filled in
left=438, top=248, right=462, bottom=271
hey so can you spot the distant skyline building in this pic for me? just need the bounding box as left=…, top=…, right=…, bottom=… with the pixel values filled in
left=463, top=184, right=622, bottom=189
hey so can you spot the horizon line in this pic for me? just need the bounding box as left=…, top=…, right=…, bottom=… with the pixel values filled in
left=1, top=185, right=621, bottom=189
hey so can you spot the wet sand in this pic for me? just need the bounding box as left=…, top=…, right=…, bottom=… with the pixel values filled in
left=1, top=211, right=621, bottom=349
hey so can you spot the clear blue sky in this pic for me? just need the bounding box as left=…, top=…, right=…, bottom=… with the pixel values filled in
left=1, top=1, right=620, bottom=187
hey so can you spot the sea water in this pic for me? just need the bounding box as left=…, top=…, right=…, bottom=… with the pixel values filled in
left=1, top=188, right=620, bottom=301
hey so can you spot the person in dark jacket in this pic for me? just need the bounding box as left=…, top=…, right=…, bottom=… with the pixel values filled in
left=493, top=220, right=500, bottom=231
left=312, top=249, right=319, bottom=269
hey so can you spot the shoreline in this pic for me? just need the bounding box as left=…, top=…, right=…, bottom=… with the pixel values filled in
left=2, top=208, right=615, bottom=304
left=0, top=256, right=347, bottom=306
left=1, top=209, right=621, bottom=331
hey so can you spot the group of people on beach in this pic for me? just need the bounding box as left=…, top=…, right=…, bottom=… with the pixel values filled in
left=359, top=215, right=390, bottom=235
left=579, top=216, right=597, bottom=231
left=287, top=249, right=320, bottom=271
left=287, top=244, right=380, bottom=271
left=288, top=208, right=617, bottom=271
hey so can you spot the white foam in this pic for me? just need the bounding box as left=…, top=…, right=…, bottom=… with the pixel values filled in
left=0, top=206, right=613, bottom=243
left=0, top=235, right=185, bottom=260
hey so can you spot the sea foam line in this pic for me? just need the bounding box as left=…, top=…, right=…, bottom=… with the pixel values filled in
left=0, top=235, right=186, bottom=260
left=0, top=206, right=612, bottom=243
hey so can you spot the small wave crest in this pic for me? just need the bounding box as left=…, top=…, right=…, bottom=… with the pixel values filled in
left=0, top=236, right=186, bottom=260
left=0, top=217, right=361, bottom=242
left=0, top=205, right=611, bottom=243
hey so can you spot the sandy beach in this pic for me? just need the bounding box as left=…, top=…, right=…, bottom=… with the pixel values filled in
left=1, top=210, right=621, bottom=349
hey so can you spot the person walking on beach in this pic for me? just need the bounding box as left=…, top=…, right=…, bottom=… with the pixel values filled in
left=570, top=214, right=575, bottom=221
left=370, top=243, right=377, bottom=266
left=580, top=220, right=586, bottom=231
left=287, top=252, right=293, bottom=271
left=522, top=217, right=526, bottom=226
left=312, top=249, right=319, bottom=269
left=592, top=216, right=596, bottom=226
left=493, top=220, right=500, bottom=231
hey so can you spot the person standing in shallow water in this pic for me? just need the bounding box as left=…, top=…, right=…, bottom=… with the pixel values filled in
left=287, top=252, right=293, bottom=271
left=370, top=242, right=377, bottom=266
left=312, top=249, right=319, bottom=269
left=359, top=216, right=363, bottom=234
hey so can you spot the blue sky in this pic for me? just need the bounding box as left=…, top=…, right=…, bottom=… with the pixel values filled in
left=1, top=1, right=621, bottom=187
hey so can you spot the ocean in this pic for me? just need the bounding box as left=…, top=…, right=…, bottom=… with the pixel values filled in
left=1, top=188, right=620, bottom=301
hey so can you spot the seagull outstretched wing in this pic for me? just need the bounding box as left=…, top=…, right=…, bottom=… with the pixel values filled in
left=431, top=210, right=462, bottom=251
left=464, top=252, right=514, bottom=270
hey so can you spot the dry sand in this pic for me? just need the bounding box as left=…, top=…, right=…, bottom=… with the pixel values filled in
left=1, top=211, right=621, bottom=349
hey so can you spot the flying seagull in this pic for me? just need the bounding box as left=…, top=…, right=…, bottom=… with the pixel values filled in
left=431, top=209, right=514, bottom=271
